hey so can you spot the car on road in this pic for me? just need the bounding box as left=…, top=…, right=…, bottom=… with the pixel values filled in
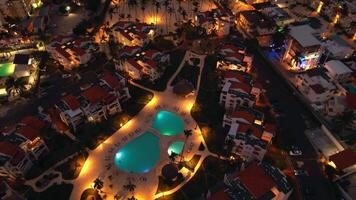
left=294, top=169, right=309, bottom=176
left=62, top=74, right=72, bottom=79
left=289, top=146, right=303, bottom=156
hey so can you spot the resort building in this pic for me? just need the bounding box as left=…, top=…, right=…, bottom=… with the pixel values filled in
left=222, top=110, right=255, bottom=128
left=99, top=71, right=131, bottom=102
left=112, top=21, right=157, bottom=47
left=79, top=86, right=122, bottom=122
left=0, top=179, right=26, bottom=200
left=226, top=122, right=275, bottom=162
left=282, top=25, right=324, bottom=72
left=1, top=118, right=48, bottom=161
left=218, top=44, right=253, bottom=73
left=56, top=95, right=85, bottom=132
left=219, top=81, right=255, bottom=111
left=237, top=10, right=276, bottom=46
left=208, top=162, right=292, bottom=200
left=120, top=58, right=161, bottom=81
left=12, top=54, right=35, bottom=79
left=118, top=46, right=142, bottom=59
left=324, top=60, right=353, bottom=83
left=0, top=141, right=32, bottom=179
left=46, top=36, right=96, bottom=70
left=255, top=3, right=295, bottom=27
left=324, top=35, right=354, bottom=59
left=295, top=68, right=339, bottom=104
left=194, top=4, right=233, bottom=36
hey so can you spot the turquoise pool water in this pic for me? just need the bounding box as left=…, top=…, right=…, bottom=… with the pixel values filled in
left=151, top=110, right=185, bottom=136
left=114, top=132, right=160, bottom=173
left=168, top=141, right=184, bottom=155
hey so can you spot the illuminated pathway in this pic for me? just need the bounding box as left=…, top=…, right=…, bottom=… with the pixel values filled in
left=70, top=51, right=212, bottom=200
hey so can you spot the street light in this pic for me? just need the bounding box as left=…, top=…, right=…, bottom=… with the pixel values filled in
left=65, top=6, right=71, bottom=12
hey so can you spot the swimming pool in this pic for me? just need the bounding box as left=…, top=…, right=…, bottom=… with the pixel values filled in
left=151, top=110, right=185, bottom=136
left=167, top=141, right=185, bottom=155
left=0, top=63, right=15, bottom=77
left=114, top=132, right=160, bottom=173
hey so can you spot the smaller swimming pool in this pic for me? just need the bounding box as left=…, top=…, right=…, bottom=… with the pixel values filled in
left=151, top=110, right=185, bottom=136
left=0, top=63, right=15, bottom=77
left=167, top=141, right=185, bottom=155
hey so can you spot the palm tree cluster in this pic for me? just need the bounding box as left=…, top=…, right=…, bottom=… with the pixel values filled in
left=108, top=0, right=210, bottom=33
left=5, top=77, right=28, bottom=97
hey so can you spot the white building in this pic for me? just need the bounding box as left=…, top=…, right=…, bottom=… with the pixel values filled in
left=324, top=60, right=352, bottom=82
left=325, top=35, right=354, bottom=59
left=112, top=21, right=156, bottom=47
left=0, top=141, right=32, bottom=179
left=220, top=81, right=255, bottom=111
left=56, top=95, right=85, bottom=132
left=99, top=71, right=131, bottom=102
left=79, top=86, right=122, bottom=122
left=121, top=58, right=161, bottom=81
left=46, top=36, right=95, bottom=70
left=295, top=68, right=339, bottom=103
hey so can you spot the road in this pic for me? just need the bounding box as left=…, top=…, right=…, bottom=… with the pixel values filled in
left=252, top=49, right=336, bottom=200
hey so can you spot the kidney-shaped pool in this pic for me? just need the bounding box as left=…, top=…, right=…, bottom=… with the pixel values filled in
left=114, top=132, right=160, bottom=173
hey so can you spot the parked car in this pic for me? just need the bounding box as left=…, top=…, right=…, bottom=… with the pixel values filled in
left=294, top=169, right=309, bottom=176
left=289, top=146, right=302, bottom=156
left=62, top=74, right=72, bottom=79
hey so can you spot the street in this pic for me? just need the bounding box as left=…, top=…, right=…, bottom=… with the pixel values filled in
left=253, top=50, right=336, bottom=200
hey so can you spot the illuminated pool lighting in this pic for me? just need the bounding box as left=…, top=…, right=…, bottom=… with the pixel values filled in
left=151, top=110, right=185, bottom=136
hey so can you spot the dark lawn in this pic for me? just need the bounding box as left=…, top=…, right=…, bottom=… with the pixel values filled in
left=55, top=152, right=89, bottom=180
left=171, top=64, right=200, bottom=89
left=26, top=183, right=73, bottom=200
left=191, top=55, right=226, bottom=155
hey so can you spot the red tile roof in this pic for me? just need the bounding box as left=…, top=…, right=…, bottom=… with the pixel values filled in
left=101, top=72, right=120, bottom=90
left=144, top=49, right=160, bottom=59
left=224, top=53, right=245, bottom=61
left=72, top=47, right=86, bottom=56
left=55, top=47, right=71, bottom=60
left=0, top=141, right=26, bottom=166
left=264, top=123, right=276, bottom=134
left=207, top=189, right=231, bottom=200
left=249, top=125, right=263, bottom=138
left=220, top=44, right=242, bottom=53
left=62, top=95, right=81, bottom=110
left=230, top=110, right=255, bottom=124
left=329, top=149, right=356, bottom=171
left=346, top=93, right=356, bottom=110
left=230, top=82, right=252, bottom=94
left=72, top=38, right=91, bottom=47
left=222, top=71, right=247, bottom=83
left=20, top=116, right=46, bottom=130
left=237, top=123, right=262, bottom=138
left=81, top=86, right=108, bottom=105
left=16, top=126, right=40, bottom=141
left=145, top=59, right=158, bottom=69
left=119, top=29, right=134, bottom=41
left=127, top=59, right=143, bottom=71
left=48, top=108, right=69, bottom=132
left=237, top=163, right=275, bottom=199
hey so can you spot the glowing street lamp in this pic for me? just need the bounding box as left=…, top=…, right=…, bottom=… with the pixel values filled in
left=65, top=6, right=71, bottom=12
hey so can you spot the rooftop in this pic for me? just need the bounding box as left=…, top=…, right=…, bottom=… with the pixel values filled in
left=324, top=60, right=352, bottom=76
left=16, top=126, right=40, bottom=141
left=289, top=25, right=321, bottom=47
left=20, top=116, right=46, bottom=130
left=62, top=95, right=81, bottom=110
left=236, top=163, right=275, bottom=199
left=81, top=86, right=109, bottom=105
left=100, top=72, right=120, bottom=90
left=329, top=149, right=356, bottom=171
left=13, top=54, right=30, bottom=65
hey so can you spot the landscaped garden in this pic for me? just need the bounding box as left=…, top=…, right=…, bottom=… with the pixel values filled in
left=55, top=152, right=89, bottom=180
left=171, top=63, right=200, bottom=89
left=157, top=156, right=233, bottom=200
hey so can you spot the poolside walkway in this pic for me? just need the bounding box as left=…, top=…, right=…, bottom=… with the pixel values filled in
left=69, top=51, right=210, bottom=200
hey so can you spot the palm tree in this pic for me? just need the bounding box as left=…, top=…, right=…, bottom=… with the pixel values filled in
left=6, top=77, right=27, bottom=97
left=123, top=181, right=136, bottom=192
left=167, top=6, right=174, bottom=30
left=169, top=151, right=178, bottom=162
left=93, top=178, right=104, bottom=191
left=181, top=9, right=187, bottom=20
left=180, top=129, right=193, bottom=162
left=127, top=196, right=137, bottom=200
left=225, top=135, right=235, bottom=156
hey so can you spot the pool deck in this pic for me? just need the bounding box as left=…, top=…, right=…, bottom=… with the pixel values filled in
left=70, top=51, right=209, bottom=200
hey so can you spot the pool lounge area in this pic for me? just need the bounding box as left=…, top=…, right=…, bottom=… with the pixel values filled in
left=151, top=110, right=185, bottom=136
